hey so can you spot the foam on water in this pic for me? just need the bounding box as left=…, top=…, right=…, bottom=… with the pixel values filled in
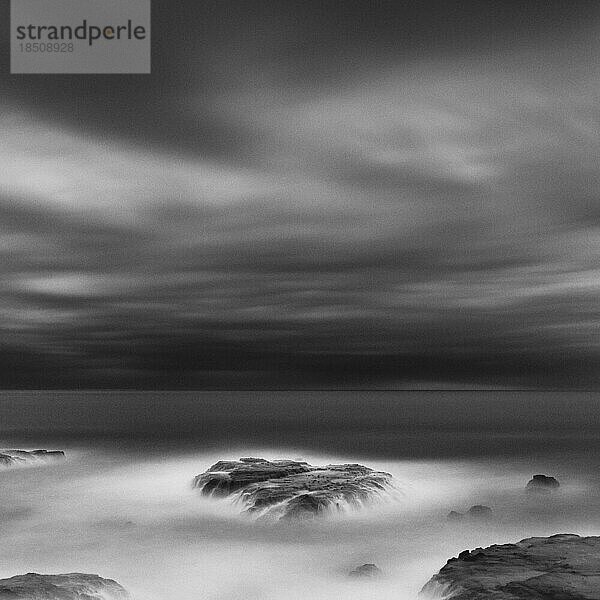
left=0, top=440, right=599, bottom=600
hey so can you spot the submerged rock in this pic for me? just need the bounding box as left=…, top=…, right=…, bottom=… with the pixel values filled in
left=0, top=573, right=129, bottom=599
left=467, top=505, right=492, bottom=518
left=193, top=457, right=392, bottom=520
left=447, top=505, right=493, bottom=520
left=0, top=450, right=65, bottom=468
left=421, top=534, right=600, bottom=599
left=349, top=564, right=382, bottom=578
left=526, top=474, right=560, bottom=490
left=447, top=510, right=464, bottom=520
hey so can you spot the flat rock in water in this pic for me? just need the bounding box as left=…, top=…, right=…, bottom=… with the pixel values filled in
left=0, top=573, right=129, bottom=599
left=421, top=534, right=600, bottom=599
left=0, top=450, right=65, bottom=468
left=193, top=457, right=392, bottom=520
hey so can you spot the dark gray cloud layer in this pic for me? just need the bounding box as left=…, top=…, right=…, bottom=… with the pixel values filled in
left=1, top=1, right=600, bottom=388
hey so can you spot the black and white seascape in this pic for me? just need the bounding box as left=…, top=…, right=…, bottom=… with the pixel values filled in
left=2, top=1, right=600, bottom=599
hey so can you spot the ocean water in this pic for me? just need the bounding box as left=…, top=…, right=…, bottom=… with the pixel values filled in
left=2, top=391, right=600, bottom=600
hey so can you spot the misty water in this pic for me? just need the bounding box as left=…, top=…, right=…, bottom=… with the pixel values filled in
left=2, top=392, right=600, bottom=599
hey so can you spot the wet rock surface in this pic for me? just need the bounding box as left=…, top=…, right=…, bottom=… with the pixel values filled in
left=421, top=534, right=600, bottom=599
left=0, top=573, right=129, bottom=599
left=193, top=457, right=392, bottom=520
left=0, top=450, right=65, bottom=467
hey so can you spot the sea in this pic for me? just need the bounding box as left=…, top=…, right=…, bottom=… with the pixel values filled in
left=1, top=390, right=600, bottom=600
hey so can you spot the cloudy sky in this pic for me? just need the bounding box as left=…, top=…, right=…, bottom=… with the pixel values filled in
left=1, top=1, right=599, bottom=389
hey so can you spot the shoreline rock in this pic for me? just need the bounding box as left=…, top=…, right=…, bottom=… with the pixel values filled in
left=0, top=450, right=65, bottom=468
left=193, top=457, right=392, bottom=520
left=421, top=534, right=600, bottom=599
left=0, top=573, right=129, bottom=599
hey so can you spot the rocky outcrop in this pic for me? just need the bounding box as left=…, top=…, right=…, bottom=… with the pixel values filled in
left=421, top=534, right=600, bottom=599
left=526, top=474, right=560, bottom=490
left=0, top=450, right=65, bottom=468
left=447, top=505, right=493, bottom=521
left=447, top=510, right=463, bottom=520
left=0, top=573, right=129, bottom=599
left=349, top=564, right=381, bottom=578
left=193, top=457, right=392, bottom=520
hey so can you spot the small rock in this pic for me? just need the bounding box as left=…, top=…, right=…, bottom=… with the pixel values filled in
left=468, top=505, right=493, bottom=518
left=447, top=505, right=492, bottom=520
left=447, top=510, right=464, bottom=520
left=349, top=564, right=381, bottom=578
left=526, top=474, right=559, bottom=490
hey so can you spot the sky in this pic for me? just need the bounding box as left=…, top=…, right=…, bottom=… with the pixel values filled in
left=1, top=1, right=600, bottom=389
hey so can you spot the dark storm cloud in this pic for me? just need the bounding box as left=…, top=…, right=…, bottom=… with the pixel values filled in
left=0, top=1, right=600, bottom=388
left=1, top=1, right=594, bottom=157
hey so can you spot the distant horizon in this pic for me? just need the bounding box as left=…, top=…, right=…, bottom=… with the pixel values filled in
left=2, top=386, right=600, bottom=391
left=2, top=389, right=600, bottom=441
left=3, top=389, right=600, bottom=461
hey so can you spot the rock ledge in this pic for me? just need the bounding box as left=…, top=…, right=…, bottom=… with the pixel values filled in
left=421, top=534, right=600, bottom=599
left=0, top=573, right=129, bottom=599
left=0, top=450, right=65, bottom=468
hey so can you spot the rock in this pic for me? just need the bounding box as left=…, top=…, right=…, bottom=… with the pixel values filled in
left=0, top=453, right=24, bottom=467
left=193, top=458, right=311, bottom=497
left=526, top=474, right=560, bottom=490
left=31, top=450, right=65, bottom=459
left=447, top=505, right=492, bottom=520
left=0, top=573, right=129, bottom=599
left=0, top=450, right=65, bottom=468
left=447, top=510, right=464, bottom=520
left=420, top=534, right=600, bottom=599
left=467, top=505, right=492, bottom=518
left=349, top=564, right=382, bottom=578
left=193, top=458, right=392, bottom=520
